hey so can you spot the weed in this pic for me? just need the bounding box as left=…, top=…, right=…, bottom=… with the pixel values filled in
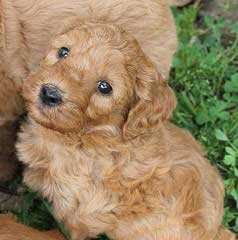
left=171, top=6, right=238, bottom=232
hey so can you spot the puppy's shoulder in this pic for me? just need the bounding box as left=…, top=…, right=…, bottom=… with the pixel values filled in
left=163, top=122, right=206, bottom=156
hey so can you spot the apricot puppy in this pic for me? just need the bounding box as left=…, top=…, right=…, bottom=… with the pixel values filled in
left=17, top=22, right=235, bottom=240
left=0, top=0, right=177, bottom=181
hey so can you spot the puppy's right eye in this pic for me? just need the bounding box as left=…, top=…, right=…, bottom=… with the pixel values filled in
left=58, top=47, right=70, bottom=58
left=97, top=81, right=112, bottom=95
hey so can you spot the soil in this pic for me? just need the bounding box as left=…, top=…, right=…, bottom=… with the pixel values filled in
left=173, top=0, right=238, bottom=23
left=0, top=192, right=22, bottom=210
left=0, top=121, right=18, bottom=182
left=199, top=0, right=238, bottom=23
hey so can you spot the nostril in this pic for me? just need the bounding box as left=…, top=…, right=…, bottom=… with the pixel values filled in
left=39, top=84, right=63, bottom=107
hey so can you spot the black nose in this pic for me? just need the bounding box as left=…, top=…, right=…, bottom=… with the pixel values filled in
left=39, top=84, right=63, bottom=106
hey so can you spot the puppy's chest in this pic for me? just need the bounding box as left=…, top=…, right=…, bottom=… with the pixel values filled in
left=43, top=142, right=119, bottom=220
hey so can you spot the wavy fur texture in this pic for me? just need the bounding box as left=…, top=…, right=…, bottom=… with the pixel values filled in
left=17, top=22, right=235, bottom=240
left=0, top=0, right=177, bottom=181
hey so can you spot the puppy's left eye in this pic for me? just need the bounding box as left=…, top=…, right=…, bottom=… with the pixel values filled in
left=97, top=81, right=112, bottom=95
left=58, top=47, right=70, bottom=58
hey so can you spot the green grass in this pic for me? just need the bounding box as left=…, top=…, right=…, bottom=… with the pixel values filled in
left=3, top=5, right=238, bottom=239
left=171, top=6, right=238, bottom=232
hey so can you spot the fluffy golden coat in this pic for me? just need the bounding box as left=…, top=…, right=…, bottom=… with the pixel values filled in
left=17, top=21, right=235, bottom=240
left=0, top=0, right=177, bottom=120
left=0, top=0, right=177, bottom=181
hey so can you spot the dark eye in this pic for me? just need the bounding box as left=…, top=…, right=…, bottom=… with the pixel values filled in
left=97, top=81, right=112, bottom=95
left=58, top=47, right=70, bottom=58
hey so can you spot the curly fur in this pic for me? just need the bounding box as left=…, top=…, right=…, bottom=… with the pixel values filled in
left=1, top=0, right=177, bottom=102
left=17, top=22, right=235, bottom=240
left=0, top=0, right=177, bottom=181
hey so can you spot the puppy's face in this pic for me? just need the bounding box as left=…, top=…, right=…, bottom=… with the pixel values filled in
left=23, top=22, right=176, bottom=136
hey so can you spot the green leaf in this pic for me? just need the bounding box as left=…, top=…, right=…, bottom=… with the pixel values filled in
left=215, top=129, right=228, bottom=141
left=204, top=15, right=214, bottom=26
left=230, top=188, right=238, bottom=200
left=234, top=168, right=238, bottom=177
left=233, top=139, right=238, bottom=148
left=195, top=109, right=209, bottom=125
left=231, top=22, right=238, bottom=34
left=22, top=191, right=37, bottom=225
left=225, top=147, right=236, bottom=156
left=218, top=111, right=230, bottom=120
left=231, top=73, right=238, bottom=82
left=224, top=74, right=238, bottom=93
left=223, top=155, right=236, bottom=166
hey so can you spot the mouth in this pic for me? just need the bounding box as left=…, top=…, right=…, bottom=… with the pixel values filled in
left=27, top=110, right=69, bottom=134
left=27, top=104, right=54, bottom=129
left=26, top=99, right=84, bottom=134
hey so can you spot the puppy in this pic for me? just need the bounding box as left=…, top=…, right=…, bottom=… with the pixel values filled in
left=0, top=0, right=177, bottom=181
left=17, top=21, right=235, bottom=240
left=0, top=214, right=65, bottom=240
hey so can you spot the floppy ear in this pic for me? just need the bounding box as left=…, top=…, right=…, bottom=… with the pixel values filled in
left=123, top=56, right=176, bottom=139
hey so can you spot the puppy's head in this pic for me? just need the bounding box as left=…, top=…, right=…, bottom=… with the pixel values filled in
left=23, top=21, right=176, bottom=137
